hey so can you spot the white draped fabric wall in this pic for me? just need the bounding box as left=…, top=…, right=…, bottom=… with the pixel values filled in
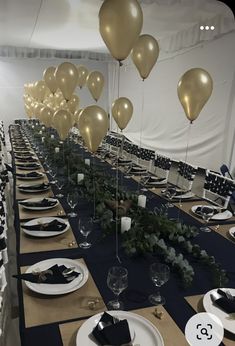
left=109, top=32, right=235, bottom=173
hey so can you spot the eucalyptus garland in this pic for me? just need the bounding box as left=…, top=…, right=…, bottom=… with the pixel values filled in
left=28, top=124, right=228, bottom=288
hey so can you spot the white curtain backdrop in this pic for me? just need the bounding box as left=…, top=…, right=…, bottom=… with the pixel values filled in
left=109, top=32, right=235, bottom=172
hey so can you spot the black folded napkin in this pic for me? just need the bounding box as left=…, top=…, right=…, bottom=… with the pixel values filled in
left=20, top=198, right=57, bottom=208
left=213, top=289, right=235, bottom=313
left=16, top=157, right=37, bottom=162
left=19, top=183, right=49, bottom=191
left=13, top=264, right=80, bottom=284
left=91, top=312, right=131, bottom=346
left=16, top=172, right=41, bottom=178
left=146, top=176, right=166, bottom=184
left=17, top=163, right=39, bottom=168
left=195, top=206, right=220, bottom=216
left=22, top=219, right=66, bottom=232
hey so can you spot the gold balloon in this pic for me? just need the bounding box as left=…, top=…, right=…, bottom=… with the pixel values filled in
left=53, top=109, right=74, bottom=141
left=67, top=94, right=80, bottom=114
left=34, top=80, right=48, bottom=102
left=43, top=66, right=57, bottom=94
left=177, top=68, right=213, bottom=123
left=74, top=109, right=84, bottom=127
left=79, top=105, right=108, bottom=152
left=40, top=107, right=53, bottom=128
left=131, top=34, right=159, bottom=80
left=99, top=0, right=143, bottom=61
left=55, top=62, right=78, bottom=101
left=77, top=65, right=89, bottom=88
left=86, top=71, right=104, bottom=102
left=112, top=97, right=133, bottom=130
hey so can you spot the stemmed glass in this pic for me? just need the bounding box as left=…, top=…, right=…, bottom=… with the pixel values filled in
left=107, top=266, right=128, bottom=310
left=165, top=187, right=177, bottom=208
left=67, top=191, right=78, bottom=217
left=149, top=263, right=170, bottom=305
left=78, top=217, right=93, bottom=249
left=200, top=206, right=214, bottom=232
left=48, top=166, right=57, bottom=184
left=55, top=178, right=64, bottom=198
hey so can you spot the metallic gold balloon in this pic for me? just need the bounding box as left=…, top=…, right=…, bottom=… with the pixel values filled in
left=99, top=0, right=143, bottom=61
left=79, top=105, right=109, bottom=152
left=43, top=66, right=57, bottom=94
left=34, top=80, right=48, bottom=102
left=177, top=68, right=213, bottom=123
left=55, top=62, right=78, bottom=101
left=67, top=94, right=79, bottom=114
left=40, top=107, right=54, bottom=128
left=74, top=109, right=84, bottom=127
left=131, top=34, right=159, bottom=80
left=112, top=97, right=133, bottom=130
left=53, top=109, right=74, bottom=141
left=77, top=65, right=89, bottom=88
left=86, top=71, right=104, bottom=102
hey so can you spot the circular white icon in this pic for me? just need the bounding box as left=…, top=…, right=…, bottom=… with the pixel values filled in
left=185, top=312, right=224, bottom=346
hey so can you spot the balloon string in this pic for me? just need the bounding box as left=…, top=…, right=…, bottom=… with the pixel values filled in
left=137, top=80, right=145, bottom=193
left=92, top=156, right=96, bottom=220
left=115, top=61, right=121, bottom=264
left=177, top=122, right=192, bottom=220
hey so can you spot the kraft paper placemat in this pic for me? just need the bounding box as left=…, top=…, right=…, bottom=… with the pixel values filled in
left=210, top=223, right=235, bottom=244
left=185, top=294, right=235, bottom=346
left=20, top=223, right=77, bottom=254
left=59, top=305, right=187, bottom=346
left=18, top=200, right=66, bottom=220
left=16, top=175, right=49, bottom=186
left=21, top=258, right=106, bottom=328
left=15, top=167, right=45, bottom=175
left=16, top=187, right=53, bottom=200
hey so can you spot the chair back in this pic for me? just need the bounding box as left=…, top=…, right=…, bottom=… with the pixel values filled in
left=177, top=161, right=198, bottom=190
left=154, top=154, right=172, bottom=180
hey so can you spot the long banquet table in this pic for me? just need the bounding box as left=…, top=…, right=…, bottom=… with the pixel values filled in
left=10, top=125, right=235, bottom=346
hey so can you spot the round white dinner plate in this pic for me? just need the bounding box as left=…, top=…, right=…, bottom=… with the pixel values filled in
left=191, top=205, right=233, bottom=220
left=17, top=164, right=41, bottom=171
left=19, top=197, right=59, bottom=210
left=17, top=172, right=45, bottom=180
left=203, top=288, right=235, bottom=334
left=25, top=258, right=88, bottom=295
left=228, top=227, right=235, bottom=240
left=22, top=217, right=69, bottom=237
left=76, top=310, right=164, bottom=346
left=173, top=191, right=195, bottom=199
left=18, top=183, right=50, bottom=193
left=147, top=178, right=167, bottom=186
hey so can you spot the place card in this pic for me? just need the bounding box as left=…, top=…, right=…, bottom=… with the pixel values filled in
left=121, top=217, right=131, bottom=233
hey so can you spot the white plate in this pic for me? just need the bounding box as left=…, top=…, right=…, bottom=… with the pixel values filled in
left=17, top=172, right=45, bottom=180
left=147, top=178, right=167, bottom=186
left=18, top=183, right=50, bottom=193
left=25, top=258, right=88, bottom=295
left=22, top=217, right=70, bottom=237
left=191, top=205, right=233, bottom=220
left=173, top=191, right=195, bottom=199
left=203, top=288, right=235, bottom=334
left=228, top=227, right=235, bottom=240
left=76, top=310, right=164, bottom=346
left=17, top=164, right=41, bottom=170
left=19, top=197, right=59, bottom=210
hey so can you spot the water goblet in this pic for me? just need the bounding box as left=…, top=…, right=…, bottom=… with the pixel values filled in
left=199, top=206, right=214, bottom=232
left=149, top=263, right=170, bottom=305
left=67, top=191, right=78, bottom=217
left=78, top=217, right=93, bottom=249
left=107, top=266, right=128, bottom=310
left=165, top=187, right=177, bottom=208
left=55, top=179, right=64, bottom=198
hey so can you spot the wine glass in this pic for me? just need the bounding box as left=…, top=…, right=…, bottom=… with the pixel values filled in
left=149, top=263, right=170, bottom=305
left=67, top=191, right=78, bottom=217
left=78, top=217, right=93, bottom=249
left=55, top=178, right=64, bottom=198
left=165, top=187, right=177, bottom=208
left=200, top=206, right=214, bottom=232
left=107, top=266, right=128, bottom=310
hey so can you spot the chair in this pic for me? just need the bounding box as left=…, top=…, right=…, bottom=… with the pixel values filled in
left=177, top=161, right=198, bottom=191
left=153, top=154, right=172, bottom=182
left=220, top=164, right=233, bottom=179
left=203, top=169, right=235, bottom=209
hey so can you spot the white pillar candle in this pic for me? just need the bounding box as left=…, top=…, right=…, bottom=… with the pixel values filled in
left=121, top=217, right=131, bottom=233
left=41, top=137, right=45, bottom=143
left=77, top=173, right=84, bottom=184
left=42, top=126, right=45, bottom=130
left=55, top=147, right=60, bottom=153
left=51, top=134, right=55, bottom=139
left=39, top=130, right=42, bottom=135
left=32, top=125, right=35, bottom=129
left=85, top=158, right=90, bottom=166
left=138, top=195, right=147, bottom=208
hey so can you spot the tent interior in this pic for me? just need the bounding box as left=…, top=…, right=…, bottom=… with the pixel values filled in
left=0, top=1, right=235, bottom=345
